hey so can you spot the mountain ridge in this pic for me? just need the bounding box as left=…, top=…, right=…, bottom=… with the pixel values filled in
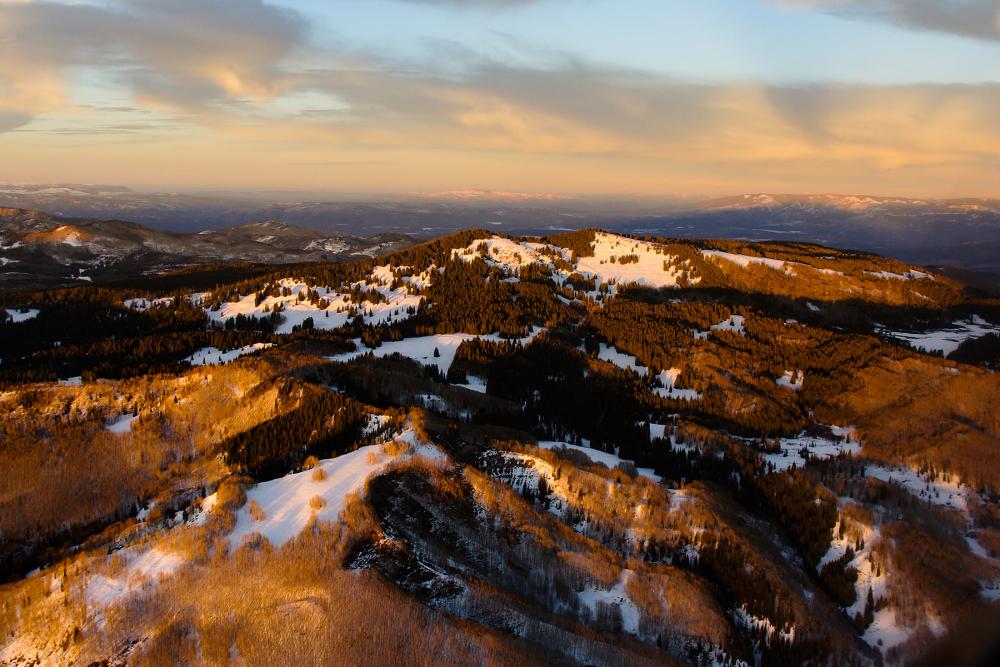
left=1, top=227, right=999, bottom=665
left=4, top=184, right=1000, bottom=273
left=0, top=207, right=414, bottom=286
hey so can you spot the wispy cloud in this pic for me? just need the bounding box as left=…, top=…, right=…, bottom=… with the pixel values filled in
left=0, top=0, right=306, bottom=120
left=779, top=0, right=1000, bottom=42
left=393, top=0, right=540, bottom=6
left=1, top=0, right=998, bottom=195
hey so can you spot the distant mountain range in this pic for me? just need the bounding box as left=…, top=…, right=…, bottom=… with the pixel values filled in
left=0, top=207, right=412, bottom=287
left=2, top=185, right=1000, bottom=276
left=617, top=193, right=1000, bottom=276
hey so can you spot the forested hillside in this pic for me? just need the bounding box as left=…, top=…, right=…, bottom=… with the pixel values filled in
left=1, top=229, right=998, bottom=666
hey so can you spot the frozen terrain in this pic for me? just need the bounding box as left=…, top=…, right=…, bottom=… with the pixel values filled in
left=536, top=440, right=661, bottom=481
left=185, top=343, right=275, bottom=366
left=227, top=434, right=445, bottom=549
left=878, top=315, right=1000, bottom=356
left=329, top=327, right=544, bottom=376
left=105, top=413, right=138, bottom=434
left=5, top=308, right=39, bottom=323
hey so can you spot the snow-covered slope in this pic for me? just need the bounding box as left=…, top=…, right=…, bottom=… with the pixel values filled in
left=329, top=328, right=544, bottom=376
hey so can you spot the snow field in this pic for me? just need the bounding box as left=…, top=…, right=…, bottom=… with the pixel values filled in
left=578, top=572, right=642, bottom=635
left=454, top=375, right=488, bottom=393
left=648, top=422, right=667, bottom=441
left=329, top=327, right=544, bottom=376
left=184, top=343, right=274, bottom=366
left=227, top=431, right=446, bottom=550
left=105, top=413, right=138, bottom=434
left=878, top=315, right=1000, bottom=356
left=864, top=270, right=933, bottom=281
left=710, top=314, right=745, bottom=335
left=739, top=428, right=861, bottom=472
left=454, top=232, right=695, bottom=297
left=702, top=250, right=791, bottom=273
left=864, top=464, right=969, bottom=516
left=86, top=547, right=185, bottom=608
left=227, top=445, right=385, bottom=549
left=703, top=249, right=845, bottom=278
left=597, top=343, right=649, bottom=377
left=732, top=604, right=795, bottom=646
left=536, top=440, right=661, bottom=482
left=776, top=369, right=804, bottom=391
left=452, top=236, right=559, bottom=272
left=124, top=297, right=174, bottom=311
left=5, top=308, right=39, bottom=323
left=652, top=368, right=702, bottom=401
left=575, top=233, right=693, bottom=291
left=592, top=343, right=701, bottom=400
left=205, top=277, right=425, bottom=335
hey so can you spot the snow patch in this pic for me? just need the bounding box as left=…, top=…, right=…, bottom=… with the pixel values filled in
left=578, top=571, right=642, bottom=635
left=703, top=250, right=790, bottom=273
left=87, top=548, right=184, bottom=608
left=124, top=297, right=174, bottom=311
left=105, top=413, right=138, bottom=434
left=652, top=368, right=702, bottom=401
left=454, top=375, right=488, bottom=393
left=865, top=464, right=969, bottom=516
left=330, top=328, right=543, bottom=376
left=878, top=315, right=1000, bottom=356
left=711, top=314, right=745, bottom=335
left=227, top=436, right=445, bottom=549
left=864, top=269, right=933, bottom=281
left=596, top=343, right=648, bottom=377
left=862, top=608, right=919, bottom=654
left=228, top=445, right=386, bottom=549
left=575, top=233, right=692, bottom=292
left=184, top=343, right=274, bottom=366
left=536, top=440, right=661, bottom=482
left=776, top=370, right=804, bottom=391
left=739, top=428, right=861, bottom=472
left=5, top=308, right=39, bottom=323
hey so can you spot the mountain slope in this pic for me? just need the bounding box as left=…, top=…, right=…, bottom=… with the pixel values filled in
left=0, top=208, right=413, bottom=286
left=619, top=194, right=1000, bottom=274
left=1, top=229, right=998, bottom=666
left=6, top=184, right=1000, bottom=274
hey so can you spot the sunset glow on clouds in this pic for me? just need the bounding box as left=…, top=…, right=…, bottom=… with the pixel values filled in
left=1, top=0, right=999, bottom=196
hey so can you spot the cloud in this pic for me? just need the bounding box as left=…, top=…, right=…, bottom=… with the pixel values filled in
left=0, top=0, right=307, bottom=120
left=393, top=0, right=539, bottom=6
left=285, top=57, right=1000, bottom=173
left=1, top=0, right=999, bottom=194
left=779, top=0, right=1000, bottom=42
left=0, top=110, right=32, bottom=133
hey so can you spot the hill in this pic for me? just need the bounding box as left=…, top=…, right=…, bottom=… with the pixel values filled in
left=0, top=207, right=413, bottom=287
left=5, top=185, right=1000, bottom=274
left=1, top=229, right=998, bottom=666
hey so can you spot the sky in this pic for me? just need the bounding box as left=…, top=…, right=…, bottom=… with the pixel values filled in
left=1, top=0, right=999, bottom=198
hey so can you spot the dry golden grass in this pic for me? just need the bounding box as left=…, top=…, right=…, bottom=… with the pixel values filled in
left=247, top=499, right=266, bottom=523
left=624, top=562, right=729, bottom=646
left=973, top=528, right=1000, bottom=559
left=502, top=443, right=684, bottom=560
left=705, top=253, right=964, bottom=307
left=214, top=477, right=247, bottom=512
left=382, top=438, right=413, bottom=458
left=76, top=525, right=546, bottom=667
left=0, top=361, right=301, bottom=565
